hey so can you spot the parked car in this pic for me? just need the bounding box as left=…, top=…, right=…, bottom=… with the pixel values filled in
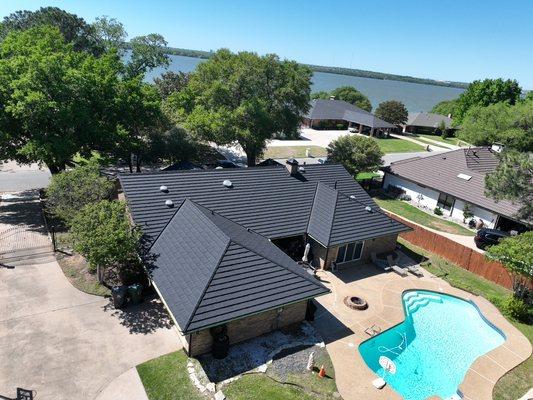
left=474, top=228, right=509, bottom=249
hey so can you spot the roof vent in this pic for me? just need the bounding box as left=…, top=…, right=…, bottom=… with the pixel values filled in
left=165, top=199, right=174, bottom=207
left=349, top=195, right=356, bottom=200
left=298, top=166, right=306, bottom=173
left=365, top=206, right=373, bottom=212
left=215, top=166, right=223, bottom=170
left=159, top=185, right=168, bottom=193
left=457, top=173, right=472, bottom=181
left=222, top=179, right=233, bottom=188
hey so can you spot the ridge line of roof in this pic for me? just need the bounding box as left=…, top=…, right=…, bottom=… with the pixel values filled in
left=147, top=199, right=186, bottom=251
left=304, top=182, right=320, bottom=236
left=327, top=184, right=341, bottom=247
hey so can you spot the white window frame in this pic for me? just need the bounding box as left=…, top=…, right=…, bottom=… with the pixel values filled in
left=335, top=241, right=364, bottom=264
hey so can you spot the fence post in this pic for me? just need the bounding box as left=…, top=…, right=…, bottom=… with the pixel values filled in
left=50, top=224, right=57, bottom=252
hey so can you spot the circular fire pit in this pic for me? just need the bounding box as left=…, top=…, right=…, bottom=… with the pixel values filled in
left=343, top=296, right=368, bottom=310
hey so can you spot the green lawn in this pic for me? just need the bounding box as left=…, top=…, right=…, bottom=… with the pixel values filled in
left=372, top=137, right=426, bottom=153
left=411, top=136, right=450, bottom=149
left=417, top=134, right=470, bottom=147
left=398, top=238, right=532, bottom=400
left=263, top=146, right=327, bottom=159
left=356, top=172, right=380, bottom=181
left=373, top=195, right=476, bottom=236
left=138, top=348, right=340, bottom=400
left=137, top=351, right=205, bottom=400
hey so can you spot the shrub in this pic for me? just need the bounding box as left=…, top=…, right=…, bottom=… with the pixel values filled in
left=336, top=123, right=346, bottom=130
left=502, top=296, right=530, bottom=321
left=434, top=207, right=443, bottom=216
left=46, top=163, right=114, bottom=223
left=462, top=202, right=474, bottom=223
left=326, top=135, right=383, bottom=177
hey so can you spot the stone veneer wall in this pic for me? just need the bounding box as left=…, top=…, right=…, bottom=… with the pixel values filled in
left=183, top=300, right=308, bottom=357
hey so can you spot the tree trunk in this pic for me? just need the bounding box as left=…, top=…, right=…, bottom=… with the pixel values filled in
left=245, top=148, right=257, bottom=167
left=96, top=264, right=104, bottom=284
left=135, top=152, right=141, bottom=173
left=47, top=163, right=66, bottom=174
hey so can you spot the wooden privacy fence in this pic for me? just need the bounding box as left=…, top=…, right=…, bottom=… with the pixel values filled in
left=387, top=213, right=513, bottom=290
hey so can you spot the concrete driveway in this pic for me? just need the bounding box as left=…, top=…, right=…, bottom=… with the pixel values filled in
left=0, top=193, right=179, bottom=400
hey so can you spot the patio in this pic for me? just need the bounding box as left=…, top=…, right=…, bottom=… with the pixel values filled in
left=311, top=257, right=532, bottom=400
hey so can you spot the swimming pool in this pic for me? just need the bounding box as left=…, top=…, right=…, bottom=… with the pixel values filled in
left=359, top=290, right=505, bottom=400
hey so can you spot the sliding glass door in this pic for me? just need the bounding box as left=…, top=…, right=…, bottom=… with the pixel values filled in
left=335, top=241, right=363, bottom=264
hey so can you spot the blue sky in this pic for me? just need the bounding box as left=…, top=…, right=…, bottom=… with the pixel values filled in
left=2, top=0, right=532, bottom=88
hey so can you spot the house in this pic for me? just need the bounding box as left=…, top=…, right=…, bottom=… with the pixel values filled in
left=402, top=112, right=456, bottom=135
left=119, top=160, right=409, bottom=356
left=382, top=147, right=529, bottom=233
left=302, top=98, right=395, bottom=135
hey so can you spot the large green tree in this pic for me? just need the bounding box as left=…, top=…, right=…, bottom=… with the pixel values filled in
left=485, top=151, right=533, bottom=222
left=171, top=49, right=312, bottom=166
left=374, top=100, right=408, bottom=126
left=0, top=26, right=121, bottom=173
left=454, top=78, right=522, bottom=123
left=486, top=231, right=533, bottom=299
left=330, top=86, right=372, bottom=111
left=92, top=15, right=127, bottom=53
left=154, top=71, right=190, bottom=98
left=0, top=6, right=103, bottom=55
left=431, top=99, right=459, bottom=117
left=458, top=101, right=533, bottom=151
left=125, top=33, right=169, bottom=78
left=326, top=135, right=383, bottom=176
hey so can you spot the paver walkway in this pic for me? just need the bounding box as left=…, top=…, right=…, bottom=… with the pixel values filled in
left=0, top=192, right=179, bottom=400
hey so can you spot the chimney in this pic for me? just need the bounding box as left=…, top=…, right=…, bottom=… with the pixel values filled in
left=285, top=158, right=299, bottom=175
left=329, top=95, right=336, bottom=101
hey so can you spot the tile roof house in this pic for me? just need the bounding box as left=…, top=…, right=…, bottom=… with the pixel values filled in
left=120, top=161, right=409, bottom=356
left=383, top=147, right=530, bottom=232
left=402, top=112, right=456, bottom=134
left=303, top=98, right=395, bottom=133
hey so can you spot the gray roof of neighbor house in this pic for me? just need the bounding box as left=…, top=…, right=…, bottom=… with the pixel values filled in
left=406, top=112, right=453, bottom=129
left=149, top=199, right=328, bottom=333
left=305, top=99, right=395, bottom=129
left=384, top=147, right=526, bottom=222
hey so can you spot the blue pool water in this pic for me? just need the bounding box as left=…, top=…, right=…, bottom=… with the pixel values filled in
left=359, top=290, right=505, bottom=400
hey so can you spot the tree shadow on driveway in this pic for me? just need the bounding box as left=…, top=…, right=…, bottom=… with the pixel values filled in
left=103, top=295, right=173, bottom=335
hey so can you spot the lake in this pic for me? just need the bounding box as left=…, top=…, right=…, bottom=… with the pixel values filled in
left=145, top=54, right=464, bottom=112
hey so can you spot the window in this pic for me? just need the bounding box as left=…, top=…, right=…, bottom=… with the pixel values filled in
left=437, top=192, right=455, bottom=211
left=335, top=241, right=363, bottom=264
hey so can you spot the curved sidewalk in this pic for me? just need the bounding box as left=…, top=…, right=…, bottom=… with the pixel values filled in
left=95, top=368, right=148, bottom=400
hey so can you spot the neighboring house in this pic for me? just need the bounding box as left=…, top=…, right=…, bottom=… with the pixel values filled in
left=303, top=98, right=395, bottom=135
left=402, top=112, right=456, bottom=135
left=119, top=160, right=408, bottom=356
left=382, top=147, right=529, bottom=233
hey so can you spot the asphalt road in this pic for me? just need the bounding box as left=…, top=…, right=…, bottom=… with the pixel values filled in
left=0, top=161, right=51, bottom=193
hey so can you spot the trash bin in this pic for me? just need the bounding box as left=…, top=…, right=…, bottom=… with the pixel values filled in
left=111, top=286, right=127, bottom=309
left=127, top=283, right=143, bottom=305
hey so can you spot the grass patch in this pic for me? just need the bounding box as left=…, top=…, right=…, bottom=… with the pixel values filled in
left=137, top=351, right=205, bottom=400
left=225, top=375, right=316, bottom=400
left=371, top=137, right=425, bottom=153
left=373, top=194, right=475, bottom=236
left=398, top=238, right=532, bottom=400
left=356, top=172, right=379, bottom=181
left=263, top=146, right=327, bottom=159
left=56, top=252, right=110, bottom=296
left=412, top=136, right=450, bottom=149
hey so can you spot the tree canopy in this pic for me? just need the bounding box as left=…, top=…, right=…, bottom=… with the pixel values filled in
left=125, top=33, right=169, bottom=78
left=92, top=15, right=127, bottom=53
left=485, top=151, right=533, bottom=222
left=326, top=135, right=383, bottom=176
left=431, top=99, right=458, bottom=117
left=374, top=100, right=408, bottom=126
left=0, top=26, right=122, bottom=173
left=458, top=100, right=533, bottom=152
left=454, top=78, right=522, bottom=123
left=486, top=231, right=533, bottom=299
left=312, top=86, right=372, bottom=112
left=154, top=71, right=190, bottom=98
left=170, top=49, right=312, bottom=166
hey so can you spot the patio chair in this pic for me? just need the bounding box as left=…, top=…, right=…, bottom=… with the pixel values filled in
left=371, top=252, right=391, bottom=272
left=387, top=255, right=408, bottom=277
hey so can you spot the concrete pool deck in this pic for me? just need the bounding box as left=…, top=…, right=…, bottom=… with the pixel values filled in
left=312, top=263, right=531, bottom=400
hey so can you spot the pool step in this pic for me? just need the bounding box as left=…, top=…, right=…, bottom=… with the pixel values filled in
left=405, top=292, right=443, bottom=314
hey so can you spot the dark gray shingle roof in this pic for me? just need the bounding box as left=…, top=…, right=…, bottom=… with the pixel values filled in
left=305, top=99, right=395, bottom=129
left=406, top=112, right=453, bottom=129
left=149, top=199, right=328, bottom=333
left=385, top=147, right=526, bottom=221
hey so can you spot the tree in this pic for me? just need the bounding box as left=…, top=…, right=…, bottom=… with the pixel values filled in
left=462, top=202, right=473, bottom=223
left=458, top=102, right=533, bottom=151
left=330, top=86, right=372, bottom=111
left=311, top=91, right=331, bottom=100
left=455, top=78, right=522, bottom=123
left=486, top=231, right=533, bottom=300
left=485, top=151, right=533, bottom=222
left=0, top=26, right=122, bottom=173
left=154, top=71, right=190, bottom=98
left=125, top=34, right=170, bottom=78
left=146, top=126, right=198, bottom=164
left=69, top=200, right=141, bottom=283
left=374, top=100, right=408, bottom=126
left=0, top=6, right=102, bottom=55
left=92, top=15, right=127, bottom=53
left=172, top=49, right=312, bottom=166
left=326, top=135, right=383, bottom=176
left=431, top=99, right=459, bottom=118
left=46, top=164, right=114, bottom=223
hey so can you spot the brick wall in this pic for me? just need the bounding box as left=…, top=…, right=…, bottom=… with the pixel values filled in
left=187, top=300, right=308, bottom=357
